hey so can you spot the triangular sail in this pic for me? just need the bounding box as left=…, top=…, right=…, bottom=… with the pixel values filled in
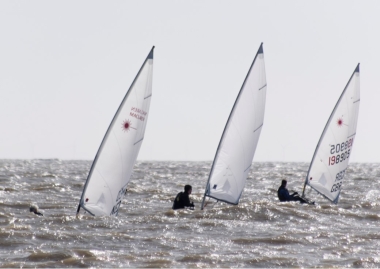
left=302, top=64, right=360, bottom=204
left=77, top=47, right=154, bottom=216
left=201, top=43, right=267, bottom=209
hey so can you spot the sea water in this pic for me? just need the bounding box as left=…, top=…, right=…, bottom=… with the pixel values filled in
left=0, top=160, right=379, bottom=267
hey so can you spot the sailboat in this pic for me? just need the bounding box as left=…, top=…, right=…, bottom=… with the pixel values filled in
left=301, top=64, right=360, bottom=204
left=201, top=43, right=267, bottom=210
left=77, top=47, right=154, bottom=216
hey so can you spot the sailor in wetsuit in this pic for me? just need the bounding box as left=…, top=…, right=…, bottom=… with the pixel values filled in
left=278, top=179, right=305, bottom=203
left=29, top=205, right=44, bottom=216
left=172, top=185, right=195, bottom=210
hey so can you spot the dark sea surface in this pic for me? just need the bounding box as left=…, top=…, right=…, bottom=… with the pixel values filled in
left=0, top=160, right=380, bottom=268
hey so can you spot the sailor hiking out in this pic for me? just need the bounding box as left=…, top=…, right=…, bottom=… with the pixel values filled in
left=278, top=180, right=307, bottom=203
left=172, top=185, right=195, bottom=210
left=29, top=205, right=43, bottom=216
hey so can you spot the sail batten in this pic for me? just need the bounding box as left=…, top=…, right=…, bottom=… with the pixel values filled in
left=244, top=164, right=252, bottom=173
left=253, top=124, right=263, bottom=133
left=303, top=64, right=360, bottom=203
left=201, top=43, right=267, bottom=209
left=134, top=138, right=144, bottom=145
left=258, top=84, right=267, bottom=91
left=77, top=47, right=154, bottom=216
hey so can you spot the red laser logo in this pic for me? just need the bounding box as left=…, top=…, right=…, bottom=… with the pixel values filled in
left=122, top=120, right=132, bottom=132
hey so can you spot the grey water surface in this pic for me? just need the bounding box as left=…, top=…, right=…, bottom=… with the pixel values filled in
left=0, top=160, right=380, bottom=268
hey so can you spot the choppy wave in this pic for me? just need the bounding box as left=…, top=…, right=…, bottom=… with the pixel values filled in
left=0, top=160, right=380, bottom=267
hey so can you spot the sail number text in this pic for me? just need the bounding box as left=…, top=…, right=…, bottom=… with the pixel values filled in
left=328, top=138, right=354, bottom=166
left=331, top=168, right=346, bottom=192
left=110, top=185, right=128, bottom=216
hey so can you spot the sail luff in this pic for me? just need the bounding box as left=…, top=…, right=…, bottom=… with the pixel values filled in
left=201, top=43, right=265, bottom=209
left=77, top=46, right=155, bottom=215
left=302, top=63, right=360, bottom=202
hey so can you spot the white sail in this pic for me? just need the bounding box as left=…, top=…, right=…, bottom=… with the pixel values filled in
left=303, top=64, right=360, bottom=204
left=77, top=47, right=154, bottom=216
left=201, top=43, right=267, bottom=208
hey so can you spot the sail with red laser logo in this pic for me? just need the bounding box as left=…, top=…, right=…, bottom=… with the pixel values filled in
left=302, top=64, right=360, bottom=204
left=77, top=47, right=154, bottom=216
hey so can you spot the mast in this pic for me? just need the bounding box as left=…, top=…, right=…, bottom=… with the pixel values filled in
left=302, top=63, right=360, bottom=201
left=77, top=46, right=155, bottom=215
left=201, top=43, right=265, bottom=210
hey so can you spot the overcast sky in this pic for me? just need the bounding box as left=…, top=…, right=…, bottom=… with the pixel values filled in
left=0, top=0, right=378, bottom=162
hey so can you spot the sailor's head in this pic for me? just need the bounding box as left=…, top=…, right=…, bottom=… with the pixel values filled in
left=184, top=185, right=192, bottom=194
left=29, top=205, right=38, bottom=213
left=281, top=179, right=287, bottom=187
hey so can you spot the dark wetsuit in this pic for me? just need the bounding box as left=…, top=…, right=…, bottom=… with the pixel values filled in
left=33, top=211, right=43, bottom=216
left=278, top=186, right=305, bottom=203
left=278, top=185, right=293, bottom=201
left=172, top=192, right=194, bottom=210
